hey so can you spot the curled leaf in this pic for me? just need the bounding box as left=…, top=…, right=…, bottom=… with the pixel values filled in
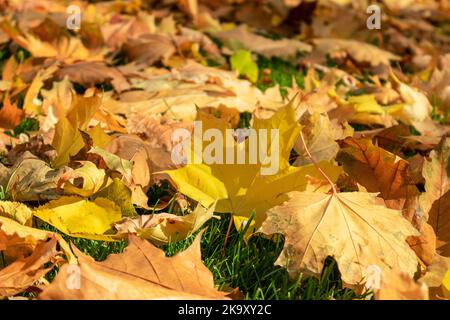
left=115, top=203, right=216, bottom=244
left=57, top=161, right=111, bottom=197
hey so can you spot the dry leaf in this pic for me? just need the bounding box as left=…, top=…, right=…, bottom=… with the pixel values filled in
left=420, top=254, right=450, bottom=299
left=0, top=215, right=75, bottom=264
left=56, top=61, right=130, bottom=92
left=114, top=203, right=215, bottom=245
left=33, top=196, right=122, bottom=241
left=0, top=201, right=32, bottom=226
left=260, top=191, right=419, bottom=286
left=312, top=38, right=401, bottom=67
left=420, top=137, right=450, bottom=256
left=0, top=237, right=60, bottom=298
left=294, top=111, right=347, bottom=165
left=2, top=151, right=69, bottom=202
left=57, top=161, right=111, bottom=197
left=0, top=95, right=24, bottom=129
left=51, top=95, right=101, bottom=167
left=93, top=178, right=137, bottom=217
left=216, top=25, right=311, bottom=60
left=337, top=137, right=419, bottom=221
left=165, top=101, right=343, bottom=232
left=39, top=232, right=230, bottom=300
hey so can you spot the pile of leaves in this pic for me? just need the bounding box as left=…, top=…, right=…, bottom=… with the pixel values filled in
left=1, top=0, right=450, bottom=300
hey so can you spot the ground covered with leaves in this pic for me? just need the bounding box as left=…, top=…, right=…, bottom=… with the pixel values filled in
left=1, top=0, right=450, bottom=300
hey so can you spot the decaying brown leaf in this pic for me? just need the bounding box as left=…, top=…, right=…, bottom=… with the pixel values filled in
left=337, top=137, right=419, bottom=221
left=39, top=232, right=229, bottom=300
left=216, top=25, right=311, bottom=60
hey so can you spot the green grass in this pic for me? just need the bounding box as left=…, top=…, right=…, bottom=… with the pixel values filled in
left=4, top=117, right=40, bottom=137
left=256, top=56, right=305, bottom=96
left=35, top=213, right=368, bottom=300
left=166, top=215, right=367, bottom=300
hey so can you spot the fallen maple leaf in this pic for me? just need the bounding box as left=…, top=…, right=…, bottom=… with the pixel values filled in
left=178, top=0, right=198, bottom=22
left=337, top=137, right=437, bottom=264
left=420, top=254, right=450, bottom=299
left=216, top=25, right=312, bottom=60
left=21, top=64, right=59, bottom=116
left=102, top=61, right=284, bottom=121
left=88, top=123, right=113, bottom=148
left=126, top=115, right=193, bottom=153
left=93, top=178, right=138, bottom=217
left=165, top=101, right=343, bottom=232
left=1, top=19, right=104, bottom=63
left=312, top=38, right=401, bottom=67
left=55, top=61, right=130, bottom=92
left=123, top=34, right=176, bottom=66
left=105, top=134, right=170, bottom=208
left=337, top=137, right=419, bottom=220
left=33, top=196, right=122, bottom=241
left=114, top=203, right=216, bottom=245
left=51, top=95, right=101, bottom=167
left=260, top=191, right=419, bottom=286
left=294, top=111, right=349, bottom=166
left=38, top=232, right=230, bottom=300
left=230, top=49, right=259, bottom=83
left=348, top=94, right=387, bottom=115
left=391, top=72, right=433, bottom=126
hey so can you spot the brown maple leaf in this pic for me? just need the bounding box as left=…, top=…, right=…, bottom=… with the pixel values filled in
left=39, top=232, right=230, bottom=300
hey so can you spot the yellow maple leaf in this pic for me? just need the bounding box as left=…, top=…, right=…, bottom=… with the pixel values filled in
left=89, top=123, right=113, bottom=148
left=165, top=101, right=342, bottom=232
left=93, top=178, right=137, bottom=217
left=51, top=95, right=101, bottom=167
left=348, top=95, right=386, bottom=115
left=23, top=64, right=58, bottom=115
left=33, top=196, right=122, bottom=241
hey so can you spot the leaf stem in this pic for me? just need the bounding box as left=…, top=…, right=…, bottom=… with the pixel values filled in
left=299, top=130, right=337, bottom=194
left=223, top=214, right=233, bottom=251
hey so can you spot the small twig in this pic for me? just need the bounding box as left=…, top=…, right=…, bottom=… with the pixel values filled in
left=299, top=130, right=337, bottom=194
